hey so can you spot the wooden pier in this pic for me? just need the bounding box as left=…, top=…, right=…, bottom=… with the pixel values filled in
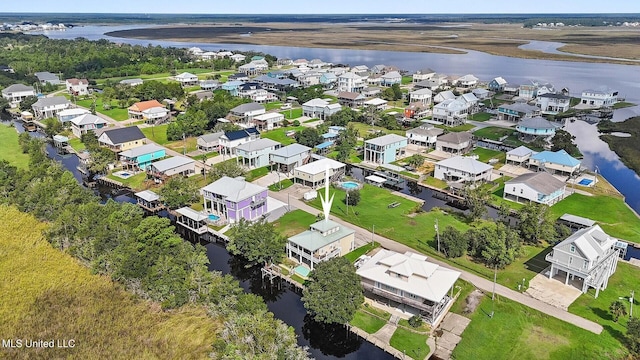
left=261, top=264, right=305, bottom=290
left=96, top=176, right=125, bottom=189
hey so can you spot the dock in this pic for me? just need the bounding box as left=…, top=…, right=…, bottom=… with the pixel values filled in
left=95, top=176, right=125, bottom=189
left=261, top=264, right=305, bottom=290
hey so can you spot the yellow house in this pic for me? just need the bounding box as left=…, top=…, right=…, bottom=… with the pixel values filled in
left=286, top=219, right=355, bottom=270
left=98, top=126, right=147, bottom=152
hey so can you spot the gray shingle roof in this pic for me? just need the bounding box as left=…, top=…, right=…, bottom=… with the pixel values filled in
left=32, top=96, right=70, bottom=108
left=437, top=131, right=472, bottom=145
left=2, top=84, right=34, bottom=94
left=506, top=172, right=565, bottom=195
left=100, top=126, right=145, bottom=144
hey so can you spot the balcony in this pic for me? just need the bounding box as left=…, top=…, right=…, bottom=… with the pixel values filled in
left=362, top=282, right=438, bottom=314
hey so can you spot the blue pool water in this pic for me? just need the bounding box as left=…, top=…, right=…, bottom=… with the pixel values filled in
left=341, top=181, right=359, bottom=189
left=578, top=179, right=593, bottom=186
left=208, top=214, right=220, bottom=221
left=120, top=172, right=132, bottom=178
left=294, top=265, right=310, bottom=277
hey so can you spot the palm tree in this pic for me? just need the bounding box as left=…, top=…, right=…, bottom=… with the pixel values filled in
left=610, top=300, right=628, bottom=322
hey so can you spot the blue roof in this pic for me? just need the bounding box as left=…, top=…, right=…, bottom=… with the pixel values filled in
left=322, top=133, right=339, bottom=139
left=315, top=141, right=334, bottom=149
left=224, top=127, right=260, bottom=141
left=531, top=150, right=580, bottom=167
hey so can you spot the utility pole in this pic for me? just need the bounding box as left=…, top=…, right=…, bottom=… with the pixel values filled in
left=435, top=218, right=440, bottom=253
left=490, top=265, right=497, bottom=318
left=183, top=133, right=186, bottom=155
left=631, top=290, right=635, bottom=318
left=371, top=224, right=375, bottom=244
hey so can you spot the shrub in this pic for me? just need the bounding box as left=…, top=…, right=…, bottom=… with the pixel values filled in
left=408, top=315, right=423, bottom=328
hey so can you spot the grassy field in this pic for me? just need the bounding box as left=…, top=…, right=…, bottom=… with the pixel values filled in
left=107, top=172, right=148, bottom=191
left=350, top=310, right=387, bottom=334
left=0, top=124, right=30, bottom=169
left=473, top=126, right=515, bottom=141
left=272, top=209, right=317, bottom=237
left=550, top=193, right=640, bottom=242
left=68, top=137, right=86, bottom=152
left=141, top=124, right=170, bottom=145
left=470, top=148, right=505, bottom=163
left=245, top=166, right=270, bottom=182
left=0, top=206, right=219, bottom=360
left=280, top=108, right=303, bottom=119
left=389, top=327, right=430, bottom=360
left=343, top=242, right=380, bottom=263
left=348, top=121, right=406, bottom=137
left=260, top=126, right=304, bottom=145
left=76, top=98, right=130, bottom=121
left=268, top=178, right=294, bottom=191
left=166, top=137, right=198, bottom=153
left=599, top=117, right=640, bottom=176
left=469, top=112, right=492, bottom=121
left=265, top=102, right=283, bottom=111
left=422, top=176, right=448, bottom=189
left=453, top=295, right=626, bottom=360
left=437, top=123, right=475, bottom=132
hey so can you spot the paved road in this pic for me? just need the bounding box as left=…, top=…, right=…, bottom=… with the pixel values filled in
left=268, top=187, right=604, bottom=335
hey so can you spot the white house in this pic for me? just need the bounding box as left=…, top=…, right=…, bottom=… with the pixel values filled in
left=287, top=219, right=355, bottom=271
left=57, top=108, right=90, bottom=124
left=503, top=172, right=566, bottom=205
left=435, top=131, right=473, bottom=155
left=580, top=88, right=618, bottom=108
left=412, top=68, right=436, bottom=83
left=506, top=146, right=537, bottom=166
left=218, top=127, right=261, bottom=155
left=70, top=113, right=108, bottom=138
left=235, top=138, right=281, bottom=168
left=337, top=72, right=364, bottom=93
left=31, top=96, right=71, bottom=119
left=1, top=84, right=35, bottom=107
left=197, top=132, right=224, bottom=152
left=146, top=156, right=196, bottom=182
left=545, top=225, right=620, bottom=297
left=34, top=71, right=60, bottom=85
left=409, top=88, right=433, bottom=105
left=119, top=78, right=144, bottom=87
left=434, top=156, right=493, bottom=183
left=363, top=97, right=388, bottom=111
left=228, top=102, right=266, bottom=126
left=381, top=71, right=402, bottom=86
left=174, top=72, right=199, bottom=87
left=356, top=249, right=460, bottom=324
left=230, top=54, right=246, bottom=62
left=455, top=74, right=479, bottom=88
left=269, top=143, right=312, bottom=173
left=432, top=99, right=469, bottom=126
left=253, top=112, right=284, bottom=131
left=294, top=158, right=346, bottom=188
left=65, top=78, right=89, bottom=96
left=433, top=90, right=456, bottom=104
left=405, top=124, right=443, bottom=148
left=537, top=93, right=571, bottom=114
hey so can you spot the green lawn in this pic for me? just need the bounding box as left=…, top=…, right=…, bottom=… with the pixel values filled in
left=141, top=124, right=170, bottom=145
left=550, top=194, right=640, bottom=242
left=472, top=126, right=515, bottom=141
left=401, top=76, right=413, bottom=85
left=192, top=152, right=219, bottom=161
left=436, top=123, right=475, bottom=132
left=389, top=327, right=430, bottom=360
left=68, top=137, right=86, bottom=152
left=343, top=242, right=380, bottom=263
left=0, top=124, right=30, bottom=169
left=106, top=172, right=147, bottom=191
left=612, top=101, right=636, bottom=109
left=272, top=209, right=317, bottom=237
left=453, top=295, right=626, bottom=360
left=265, top=102, right=283, bottom=111
left=449, top=279, right=478, bottom=315
left=280, top=108, right=303, bottom=119
left=471, top=148, right=505, bottom=163
left=260, top=126, right=304, bottom=145
left=166, top=137, right=197, bottom=154
left=350, top=310, right=387, bottom=334
left=244, top=166, right=270, bottom=182
left=469, top=112, right=492, bottom=121
left=76, top=98, right=130, bottom=121
left=348, top=121, right=406, bottom=137
left=268, top=179, right=294, bottom=191
left=422, top=176, right=448, bottom=189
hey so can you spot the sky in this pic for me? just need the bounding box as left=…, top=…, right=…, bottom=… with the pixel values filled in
left=3, top=0, right=640, bottom=14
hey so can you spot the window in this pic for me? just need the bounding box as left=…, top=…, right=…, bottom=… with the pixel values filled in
left=520, top=189, right=523, bottom=194
left=583, top=260, right=589, bottom=269
left=569, top=257, right=573, bottom=265
left=570, top=245, right=575, bottom=253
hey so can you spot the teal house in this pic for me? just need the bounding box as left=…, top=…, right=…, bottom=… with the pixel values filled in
left=119, top=143, right=166, bottom=170
left=364, top=134, right=408, bottom=164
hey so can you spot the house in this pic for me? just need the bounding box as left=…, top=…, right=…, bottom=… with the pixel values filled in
left=364, top=134, right=408, bottom=164
left=146, top=156, right=195, bottom=182
left=404, top=102, right=430, bottom=119
left=545, top=225, right=620, bottom=297
left=319, top=72, right=337, bottom=87
left=119, top=78, right=143, bottom=87
left=253, top=112, right=284, bottom=131
left=458, top=93, right=479, bottom=113
left=298, top=72, right=322, bottom=87
left=31, top=96, right=71, bottom=119
left=529, top=150, right=581, bottom=176
left=363, top=97, right=388, bottom=111
left=580, top=88, right=618, bottom=108
left=488, top=77, right=508, bottom=92
left=433, top=90, right=456, bottom=104
left=128, top=100, right=169, bottom=124
left=472, top=88, right=490, bottom=100
left=503, top=172, right=566, bottom=205
left=287, top=219, right=355, bottom=270
left=269, top=143, right=312, bottom=173
left=175, top=207, right=210, bottom=234
left=236, top=138, right=281, bottom=168
left=228, top=102, right=266, bottom=126
left=356, top=249, right=460, bottom=324
left=134, top=190, right=163, bottom=213
left=455, top=74, right=479, bottom=88
left=409, top=88, right=433, bottom=105
left=519, top=81, right=554, bottom=100
left=197, top=132, right=223, bottom=152
left=537, top=93, right=571, bottom=114
left=366, top=73, right=382, bottom=86
left=195, top=91, right=214, bottom=102
left=516, top=117, right=560, bottom=138
left=65, top=78, right=89, bottom=96
left=432, top=99, right=469, bottom=126
left=302, top=98, right=330, bottom=119
left=412, top=68, right=436, bottom=83
left=497, top=102, right=540, bottom=122
left=337, top=91, right=366, bottom=108
left=219, top=127, right=260, bottom=155
left=174, top=72, right=199, bottom=87
left=414, top=74, right=448, bottom=91
left=381, top=71, right=402, bottom=86
left=221, top=80, right=245, bottom=96
left=98, top=126, right=146, bottom=152
left=434, top=156, right=493, bottom=183
left=406, top=124, right=444, bottom=148
left=337, top=72, right=364, bottom=93
left=69, top=114, right=108, bottom=138
left=238, top=60, right=269, bottom=76
left=201, top=176, right=269, bottom=224
left=34, top=71, right=60, bottom=85
left=57, top=108, right=90, bottom=124
left=370, top=64, right=386, bottom=74
left=362, top=87, right=382, bottom=98
left=199, top=79, right=219, bottom=91
left=351, top=65, right=369, bottom=76
left=119, top=143, right=166, bottom=170
left=506, top=145, right=537, bottom=166
left=294, top=158, right=346, bottom=188
left=230, top=54, right=246, bottom=62
left=228, top=73, right=250, bottom=82
left=1, top=84, right=35, bottom=107
left=253, top=75, right=299, bottom=91
left=435, top=132, right=473, bottom=155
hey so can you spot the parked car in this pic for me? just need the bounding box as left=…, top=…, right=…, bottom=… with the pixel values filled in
left=280, top=103, right=292, bottom=110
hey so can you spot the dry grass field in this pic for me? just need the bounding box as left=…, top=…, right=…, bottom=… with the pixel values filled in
left=107, top=23, right=640, bottom=64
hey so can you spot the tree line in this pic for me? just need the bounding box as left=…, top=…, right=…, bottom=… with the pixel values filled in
left=0, top=136, right=309, bottom=359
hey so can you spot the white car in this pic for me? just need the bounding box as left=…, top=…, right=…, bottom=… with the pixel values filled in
left=280, top=103, right=292, bottom=110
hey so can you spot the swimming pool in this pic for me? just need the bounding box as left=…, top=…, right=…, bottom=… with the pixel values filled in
left=294, top=265, right=310, bottom=277
left=578, top=179, right=593, bottom=186
left=340, top=181, right=360, bottom=190
left=208, top=214, right=220, bottom=221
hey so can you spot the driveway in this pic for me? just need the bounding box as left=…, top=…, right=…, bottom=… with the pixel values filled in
left=526, top=272, right=583, bottom=311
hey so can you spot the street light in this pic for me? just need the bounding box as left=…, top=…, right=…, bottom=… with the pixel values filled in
left=620, top=290, right=635, bottom=318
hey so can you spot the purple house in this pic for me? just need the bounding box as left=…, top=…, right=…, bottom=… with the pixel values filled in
left=201, top=176, right=268, bottom=224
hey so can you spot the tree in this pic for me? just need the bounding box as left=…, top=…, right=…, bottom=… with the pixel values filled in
left=464, top=185, right=489, bottom=221
left=19, top=95, right=38, bottom=111
left=407, top=154, right=425, bottom=168
left=158, top=176, right=199, bottom=209
left=295, top=127, right=323, bottom=147
left=391, top=83, right=403, bottom=100
left=517, top=202, right=556, bottom=244
left=227, top=218, right=287, bottom=267
left=42, top=117, right=63, bottom=138
left=627, top=317, right=640, bottom=354
left=609, top=300, right=627, bottom=322
left=0, top=97, right=9, bottom=114
left=302, top=257, right=363, bottom=324
left=381, top=87, right=395, bottom=101
left=440, top=226, right=467, bottom=258
left=344, top=189, right=360, bottom=206
left=551, top=129, right=580, bottom=157
left=209, top=160, right=246, bottom=181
